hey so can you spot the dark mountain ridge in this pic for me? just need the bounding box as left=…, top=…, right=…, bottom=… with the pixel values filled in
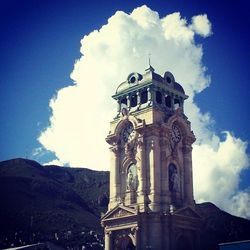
left=0, top=158, right=249, bottom=250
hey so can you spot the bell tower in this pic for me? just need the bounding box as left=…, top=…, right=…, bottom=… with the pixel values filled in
left=101, top=66, right=202, bottom=250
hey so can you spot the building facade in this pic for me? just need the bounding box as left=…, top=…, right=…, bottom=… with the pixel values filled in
left=101, top=66, right=202, bottom=250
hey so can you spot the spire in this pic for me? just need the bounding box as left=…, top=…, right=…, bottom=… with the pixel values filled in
left=145, top=53, right=155, bottom=73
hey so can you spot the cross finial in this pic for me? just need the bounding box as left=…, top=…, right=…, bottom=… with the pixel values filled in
left=148, top=53, right=151, bottom=67
left=145, top=52, right=155, bottom=73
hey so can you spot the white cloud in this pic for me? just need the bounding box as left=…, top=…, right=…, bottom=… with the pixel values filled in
left=43, top=158, right=64, bottom=166
left=32, top=147, right=44, bottom=157
left=190, top=14, right=212, bottom=37
left=229, top=189, right=250, bottom=218
left=38, top=6, right=249, bottom=218
left=193, top=132, right=249, bottom=217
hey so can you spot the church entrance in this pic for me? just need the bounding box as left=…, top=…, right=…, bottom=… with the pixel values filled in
left=114, top=235, right=136, bottom=250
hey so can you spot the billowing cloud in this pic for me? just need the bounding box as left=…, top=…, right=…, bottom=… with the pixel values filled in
left=38, top=5, right=249, bottom=217
left=193, top=132, right=249, bottom=217
left=190, top=14, right=212, bottom=37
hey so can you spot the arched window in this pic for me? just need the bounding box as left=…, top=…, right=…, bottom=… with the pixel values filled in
left=165, top=95, right=171, bottom=108
left=156, top=91, right=162, bottom=104
left=126, top=163, right=138, bottom=191
left=169, top=163, right=179, bottom=192
left=121, top=98, right=127, bottom=106
left=140, top=90, right=148, bottom=104
left=130, top=95, right=137, bottom=107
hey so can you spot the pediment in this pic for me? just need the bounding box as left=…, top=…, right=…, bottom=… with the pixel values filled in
left=101, top=205, right=137, bottom=221
left=173, top=206, right=202, bottom=219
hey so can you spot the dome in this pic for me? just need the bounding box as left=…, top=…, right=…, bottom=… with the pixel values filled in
left=115, top=72, right=143, bottom=94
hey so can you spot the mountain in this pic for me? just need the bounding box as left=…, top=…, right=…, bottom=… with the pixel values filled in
left=0, top=158, right=249, bottom=250
left=196, top=202, right=250, bottom=250
left=0, top=158, right=109, bottom=249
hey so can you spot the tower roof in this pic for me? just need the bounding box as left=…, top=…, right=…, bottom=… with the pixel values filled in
left=114, top=68, right=186, bottom=99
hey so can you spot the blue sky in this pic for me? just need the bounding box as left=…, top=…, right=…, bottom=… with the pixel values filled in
left=0, top=0, right=250, bottom=216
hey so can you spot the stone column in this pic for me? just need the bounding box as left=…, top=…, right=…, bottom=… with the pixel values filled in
left=137, top=137, right=147, bottom=210
left=160, top=137, right=171, bottom=207
left=136, top=91, right=141, bottom=110
left=109, top=144, right=120, bottom=210
left=148, top=134, right=161, bottom=212
left=126, top=95, right=131, bottom=109
left=147, top=87, right=152, bottom=106
left=183, top=143, right=194, bottom=205
left=117, top=99, right=121, bottom=113
left=104, top=230, right=112, bottom=250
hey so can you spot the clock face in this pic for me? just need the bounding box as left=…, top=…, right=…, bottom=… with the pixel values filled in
left=171, top=124, right=181, bottom=143
left=122, top=123, right=135, bottom=143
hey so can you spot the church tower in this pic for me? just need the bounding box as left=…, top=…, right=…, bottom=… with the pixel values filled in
left=101, top=66, right=202, bottom=250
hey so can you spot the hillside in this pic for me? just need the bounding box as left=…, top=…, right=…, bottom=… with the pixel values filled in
left=0, top=158, right=109, bottom=249
left=0, top=158, right=249, bottom=250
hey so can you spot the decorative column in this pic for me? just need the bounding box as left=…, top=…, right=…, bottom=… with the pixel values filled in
left=109, top=144, right=120, bottom=210
left=147, top=87, right=152, bottom=106
left=148, top=133, right=161, bottom=212
left=136, top=91, right=141, bottom=110
left=183, top=142, right=194, bottom=205
left=117, top=99, right=121, bottom=115
left=159, top=137, right=171, bottom=207
left=131, top=226, right=140, bottom=249
left=137, top=137, right=147, bottom=211
left=126, top=95, right=131, bottom=109
left=104, top=230, right=112, bottom=250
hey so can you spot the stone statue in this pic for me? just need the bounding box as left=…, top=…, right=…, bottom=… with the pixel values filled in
left=127, top=165, right=138, bottom=191
left=169, top=164, right=179, bottom=192
left=171, top=169, right=179, bottom=191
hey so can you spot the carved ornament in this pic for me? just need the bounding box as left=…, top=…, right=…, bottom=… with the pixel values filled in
left=111, top=208, right=134, bottom=218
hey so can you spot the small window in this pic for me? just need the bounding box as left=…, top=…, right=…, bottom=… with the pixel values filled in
left=166, top=76, right=172, bottom=84
left=156, top=91, right=162, bottom=104
left=130, top=95, right=137, bottom=107
left=141, top=90, right=148, bottom=104
left=130, top=76, right=136, bottom=83
left=165, top=95, right=171, bottom=108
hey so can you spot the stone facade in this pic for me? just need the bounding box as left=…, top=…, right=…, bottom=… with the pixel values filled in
left=101, top=67, right=202, bottom=250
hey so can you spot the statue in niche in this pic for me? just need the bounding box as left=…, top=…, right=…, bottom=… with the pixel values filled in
left=126, top=164, right=138, bottom=191
left=169, top=164, right=179, bottom=192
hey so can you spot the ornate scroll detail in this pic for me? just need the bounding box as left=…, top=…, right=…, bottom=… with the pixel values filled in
left=124, top=140, right=137, bottom=158
left=110, top=144, right=119, bottom=154
left=111, top=209, right=133, bottom=218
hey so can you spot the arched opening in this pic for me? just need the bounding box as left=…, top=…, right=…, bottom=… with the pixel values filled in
left=140, top=90, right=148, bottom=104
left=130, top=95, right=137, bottom=107
left=121, top=97, right=127, bottom=106
left=165, top=95, right=171, bottom=108
left=114, top=235, right=136, bottom=250
left=130, top=76, right=136, bottom=83
left=166, top=76, right=172, bottom=83
left=156, top=91, right=162, bottom=104
left=176, top=235, right=192, bottom=250
left=169, top=163, right=179, bottom=192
